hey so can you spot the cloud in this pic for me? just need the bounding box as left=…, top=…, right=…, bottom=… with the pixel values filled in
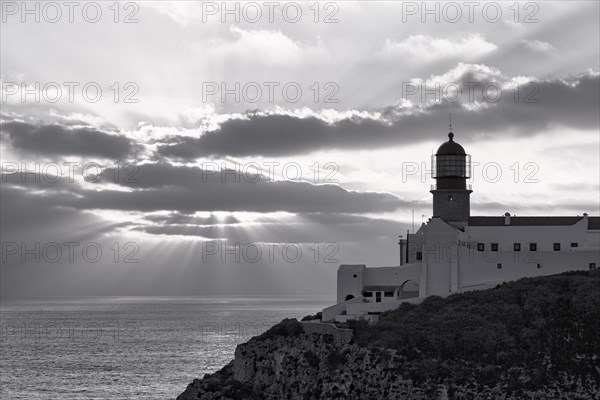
left=221, top=26, right=326, bottom=65
left=1, top=162, right=409, bottom=215
left=134, top=212, right=404, bottom=244
left=156, top=113, right=398, bottom=158
left=521, top=39, right=557, bottom=54
left=1, top=121, right=139, bottom=160
left=380, top=34, right=497, bottom=62
left=155, top=67, right=599, bottom=159
left=144, top=212, right=242, bottom=226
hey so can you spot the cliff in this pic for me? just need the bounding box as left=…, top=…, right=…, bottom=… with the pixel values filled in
left=177, top=270, right=600, bottom=400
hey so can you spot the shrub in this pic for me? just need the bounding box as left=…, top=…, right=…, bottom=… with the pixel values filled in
left=347, top=270, right=600, bottom=389
left=255, top=318, right=304, bottom=342
left=301, top=312, right=322, bottom=321
left=304, top=350, right=320, bottom=367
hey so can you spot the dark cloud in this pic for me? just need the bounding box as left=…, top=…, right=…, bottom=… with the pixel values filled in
left=1, top=162, right=409, bottom=215
left=156, top=71, right=600, bottom=159
left=156, top=114, right=397, bottom=158
left=144, top=212, right=242, bottom=225
left=135, top=212, right=405, bottom=244
left=1, top=121, right=139, bottom=160
left=75, top=177, right=404, bottom=214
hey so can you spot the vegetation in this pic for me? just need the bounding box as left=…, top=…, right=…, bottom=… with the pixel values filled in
left=303, top=350, right=320, bottom=367
left=301, top=312, right=322, bottom=321
left=346, top=270, right=600, bottom=391
left=199, top=362, right=260, bottom=400
left=325, top=349, right=348, bottom=370
left=180, top=270, right=600, bottom=399
left=253, top=318, right=303, bottom=342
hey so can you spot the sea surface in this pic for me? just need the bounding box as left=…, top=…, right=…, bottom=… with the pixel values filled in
left=0, top=296, right=334, bottom=400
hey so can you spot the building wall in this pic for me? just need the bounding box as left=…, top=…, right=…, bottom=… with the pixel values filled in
left=465, top=219, right=599, bottom=252
left=431, top=189, right=471, bottom=222
left=362, top=291, right=398, bottom=303
left=456, top=249, right=599, bottom=290
left=330, top=218, right=600, bottom=321
left=422, top=229, right=458, bottom=296
left=363, top=266, right=421, bottom=287
left=336, top=265, right=365, bottom=304
left=406, top=233, right=423, bottom=264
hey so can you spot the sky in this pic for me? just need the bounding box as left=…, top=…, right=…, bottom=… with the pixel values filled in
left=1, top=1, right=599, bottom=297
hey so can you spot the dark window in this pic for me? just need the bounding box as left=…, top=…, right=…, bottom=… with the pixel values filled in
left=590, top=263, right=597, bottom=270
left=530, top=243, right=537, bottom=251
left=537, top=263, right=541, bottom=269
left=491, top=243, right=498, bottom=252
left=384, top=291, right=394, bottom=297
left=363, top=291, right=373, bottom=297
left=353, top=274, right=357, bottom=278
left=553, top=243, right=561, bottom=251
left=497, top=263, right=502, bottom=269
left=477, top=243, right=484, bottom=251
left=514, top=243, right=521, bottom=251
left=416, top=252, right=422, bottom=260
left=571, top=242, right=578, bottom=248
left=448, top=195, right=453, bottom=201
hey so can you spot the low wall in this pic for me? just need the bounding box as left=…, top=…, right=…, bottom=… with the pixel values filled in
left=300, top=321, right=353, bottom=345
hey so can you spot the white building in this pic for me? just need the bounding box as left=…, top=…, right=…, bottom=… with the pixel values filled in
left=323, top=131, right=600, bottom=322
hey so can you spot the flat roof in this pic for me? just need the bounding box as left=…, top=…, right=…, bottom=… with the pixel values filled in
left=363, top=285, right=399, bottom=292
left=468, top=216, right=599, bottom=229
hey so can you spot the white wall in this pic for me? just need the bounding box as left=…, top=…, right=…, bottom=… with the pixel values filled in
left=336, top=265, right=365, bottom=303
left=465, top=220, right=600, bottom=252
left=328, top=219, right=600, bottom=321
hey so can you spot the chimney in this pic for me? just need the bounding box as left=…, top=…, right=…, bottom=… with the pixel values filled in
left=504, top=212, right=511, bottom=225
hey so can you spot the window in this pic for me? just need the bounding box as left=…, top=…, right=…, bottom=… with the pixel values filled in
left=553, top=243, right=561, bottom=251
left=353, top=274, right=357, bottom=278
left=477, top=243, right=484, bottom=251
left=384, top=291, right=394, bottom=297
left=363, top=291, right=373, bottom=297
left=435, top=155, right=468, bottom=177
left=537, top=263, right=541, bottom=269
left=571, top=242, right=578, bottom=248
left=448, top=195, right=453, bottom=201
left=530, top=243, right=537, bottom=251
left=491, top=243, right=498, bottom=252
left=416, top=252, right=422, bottom=260
left=514, top=243, right=521, bottom=251
left=497, top=263, right=502, bottom=269
left=590, top=263, right=597, bottom=270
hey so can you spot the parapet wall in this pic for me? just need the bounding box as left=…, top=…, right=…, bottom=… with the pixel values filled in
left=300, top=321, right=353, bottom=346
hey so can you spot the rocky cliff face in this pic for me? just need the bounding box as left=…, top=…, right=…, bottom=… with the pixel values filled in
left=177, top=321, right=598, bottom=400
left=178, top=271, right=600, bottom=400
left=177, top=322, right=437, bottom=400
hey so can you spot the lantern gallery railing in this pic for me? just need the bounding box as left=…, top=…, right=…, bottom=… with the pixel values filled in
left=430, top=183, right=472, bottom=191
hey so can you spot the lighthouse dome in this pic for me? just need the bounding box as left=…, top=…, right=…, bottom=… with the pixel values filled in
left=436, top=132, right=466, bottom=155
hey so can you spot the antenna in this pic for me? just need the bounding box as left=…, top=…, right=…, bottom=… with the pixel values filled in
left=449, top=113, right=452, bottom=132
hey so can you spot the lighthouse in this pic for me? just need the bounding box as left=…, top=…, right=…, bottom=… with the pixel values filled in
left=430, top=130, right=472, bottom=228
left=325, top=121, right=600, bottom=323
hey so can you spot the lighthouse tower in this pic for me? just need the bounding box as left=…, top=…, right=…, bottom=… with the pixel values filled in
left=430, top=130, right=472, bottom=228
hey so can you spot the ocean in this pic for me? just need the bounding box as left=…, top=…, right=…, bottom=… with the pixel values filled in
left=0, top=296, right=333, bottom=400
